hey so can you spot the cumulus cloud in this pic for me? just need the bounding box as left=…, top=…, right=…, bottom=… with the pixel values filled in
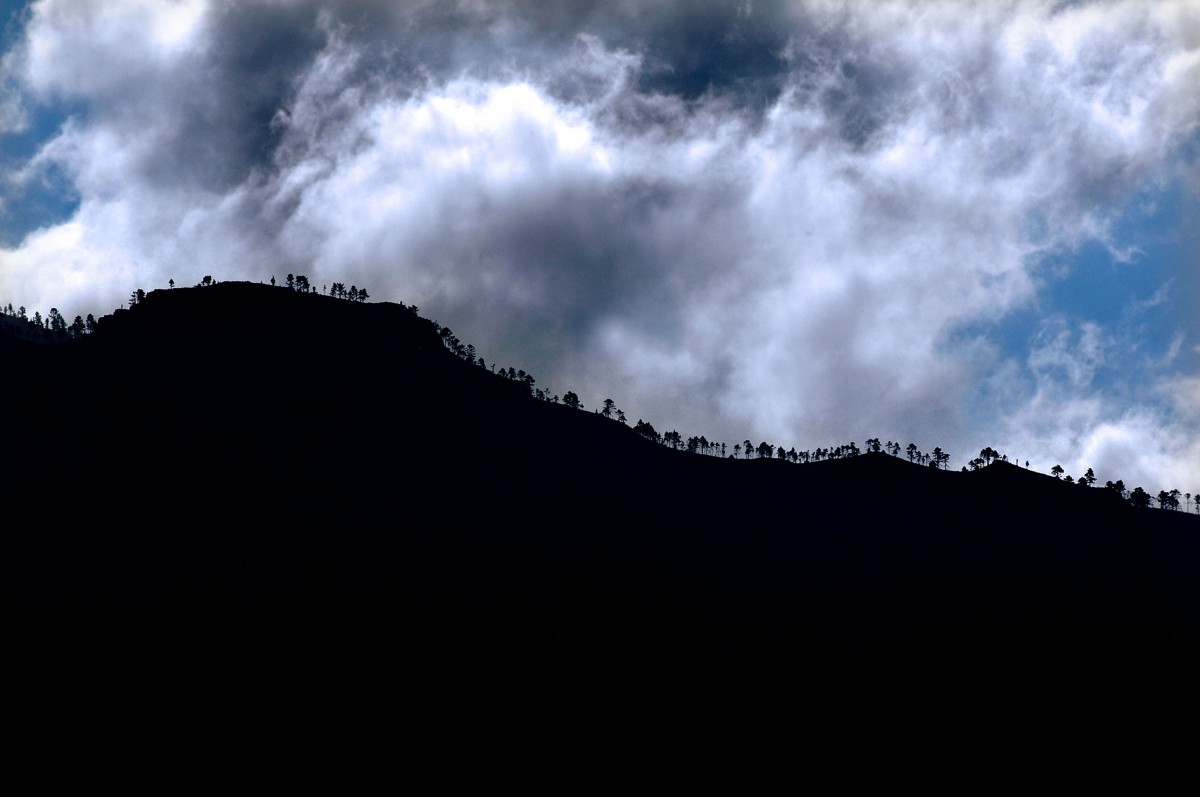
left=1, top=0, right=1198, bottom=492
left=994, top=313, right=1199, bottom=491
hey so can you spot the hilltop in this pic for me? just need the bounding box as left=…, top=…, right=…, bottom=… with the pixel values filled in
left=5, top=282, right=1200, bottom=705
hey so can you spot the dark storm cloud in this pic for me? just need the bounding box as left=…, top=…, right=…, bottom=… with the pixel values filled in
left=177, top=3, right=327, bottom=188
left=208, top=0, right=796, bottom=110
left=413, top=172, right=750, bottom=377
left=114, top=0, right=803, bottom=193
left=3, top=0, right=1199, bottom=491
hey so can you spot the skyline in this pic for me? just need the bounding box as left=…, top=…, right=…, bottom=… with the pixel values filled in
left=1, top=0, right=1198, bottom=493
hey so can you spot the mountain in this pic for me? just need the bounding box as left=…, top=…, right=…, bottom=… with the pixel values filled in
left=5, top=282, right=1199, bottom=708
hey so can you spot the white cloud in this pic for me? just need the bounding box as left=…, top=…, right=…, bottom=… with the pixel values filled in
left=22, top=0, right=208, bottom=101
left=1027, top=318, right=1107, bottom=389
left=996, top=317, right=1199, bottom=492
left=0, top=50, right=27, bottom=133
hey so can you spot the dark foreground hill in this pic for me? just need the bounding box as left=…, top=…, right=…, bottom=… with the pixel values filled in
left=5, top=282, right=1200, bottom=709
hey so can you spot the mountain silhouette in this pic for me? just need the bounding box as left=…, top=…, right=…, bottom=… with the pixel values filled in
left=5, top=282, right=1199, bottom=709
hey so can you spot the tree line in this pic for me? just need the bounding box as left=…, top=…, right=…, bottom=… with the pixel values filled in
left=5, top=278, right=1197, bottom=515
left=438, top=315, right=1198, bottom=514
left=1046, top=464, right=1193, bottom=513
left=1, top=302, right=97, bottom=342
left=273, top=273, right=370, bottom=303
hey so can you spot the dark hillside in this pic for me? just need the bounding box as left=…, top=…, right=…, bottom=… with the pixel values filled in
left=5, top=282, right=1200, bottom=707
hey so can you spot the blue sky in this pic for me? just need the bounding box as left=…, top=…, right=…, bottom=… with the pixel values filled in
left=0, top=1, right=74, bottom=242
left=972, top=175, right=1198, bottom=394
left=1, top=0, right=1197, bottom=493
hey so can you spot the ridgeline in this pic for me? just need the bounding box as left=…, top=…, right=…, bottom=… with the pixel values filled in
left=5, top=282, right=1200, bottom=706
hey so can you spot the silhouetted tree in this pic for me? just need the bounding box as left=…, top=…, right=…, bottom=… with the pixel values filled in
left=931, top=447, right=946, bottom=469
left=1129, top=487, right=1152, bottom=509
left=1051, top=465, right=1064, bottom=479
left=906, top=443, right=918, bottom=463
left=743, top=440, right=753, bottom=459
left=616, top=409, right=627, bottom=425
left=1082, top=468, right=1096, bottom=487
left=286, top=274, right=295, bottom=290
left=47, top=308, right=67, bottom=338
left=562, top=391, right=581, bottom=410
left=601, top=399, right=615, bottom=419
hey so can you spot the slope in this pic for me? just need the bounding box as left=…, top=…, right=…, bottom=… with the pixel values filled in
left=4, top=282, right=1199, bottom=702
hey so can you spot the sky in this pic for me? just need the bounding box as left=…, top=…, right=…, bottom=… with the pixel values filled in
left=1, top=0, right=1198, bottom=495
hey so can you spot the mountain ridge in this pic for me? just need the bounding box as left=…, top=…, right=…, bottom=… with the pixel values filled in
left=5, top=281, right=1199, bottom=703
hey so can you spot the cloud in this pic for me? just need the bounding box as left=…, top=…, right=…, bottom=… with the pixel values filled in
left=1027, top=318, right=1108, bottom=390
left=0, top=2, right=30, bottom=134
left=995, top=314, right=1199, bottom=491
left=2, top=0, right=1198, bottom=492
left=0, top=62, right=26, bottom=134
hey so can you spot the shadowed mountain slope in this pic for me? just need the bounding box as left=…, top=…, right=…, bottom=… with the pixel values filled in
left=5, top=282, right=1199, bottom=703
